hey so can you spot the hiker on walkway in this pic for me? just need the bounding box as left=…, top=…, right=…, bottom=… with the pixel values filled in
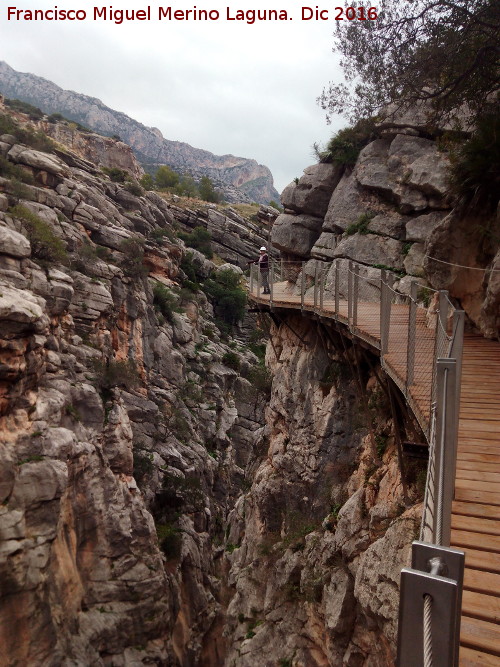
left=255, top=246, right=270, bottom=294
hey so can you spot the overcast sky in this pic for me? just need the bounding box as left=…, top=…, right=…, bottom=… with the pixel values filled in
left=1, top=0, right=347, bottom=193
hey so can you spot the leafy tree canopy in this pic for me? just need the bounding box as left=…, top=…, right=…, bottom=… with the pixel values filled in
left=318, top=0, right=500, bottom=128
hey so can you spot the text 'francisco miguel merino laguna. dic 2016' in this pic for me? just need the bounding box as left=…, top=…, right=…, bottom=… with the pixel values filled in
left=7, top=6, right=295, bottom=24
left=6, top=5, right=379, bottom=23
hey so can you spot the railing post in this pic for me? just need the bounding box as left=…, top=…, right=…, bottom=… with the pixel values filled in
left=313, top=264, right=318, bottom=310
left=300, top=262, right=305, bottom=311
left=269, top=261, right=274, bottom=307
left=380, top=270, right=393, bottom=355
left=257, top=262, right=261, bottom=298
left=348, top=260, right=353, bottom=325
left=334, top=260, right=340, bottom=318
left=450, top=310, right=465, bottom=419
left=406, top=281, right=418, bottom=391
left=434, top=358, right=458, bottom=547
left=250, top=262, right=254, bottom=294
left=431, top=290, right=449, bottom=409
left=353, top=263, right=359, bottom=329
left=320, top=266, right=325, bottom=313
left=397, top=542, right=464, bottom=667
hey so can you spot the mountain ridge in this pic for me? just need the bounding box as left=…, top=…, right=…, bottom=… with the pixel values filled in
left=0, top=60, right=279, bottom=204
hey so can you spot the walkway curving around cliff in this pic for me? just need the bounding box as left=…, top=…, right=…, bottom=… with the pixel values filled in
left=249, top=279, right=500, bottom=667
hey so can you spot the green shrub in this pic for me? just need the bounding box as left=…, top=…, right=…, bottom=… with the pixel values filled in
left=449, top=112, right=500, bottom=214
left=47, top=112, right=64, bottom=123
left=156, top=523, right=182, bottom=560
left=321, top=118, right=376, bottom=166
left=65, top=404, right=81, bottom=421
left=102, top=166, right=128, bottom=183
left=119, top=237, right=148, bottom=277
left=153, top=283, right=177, bottom=323
left=133, top=448, right=154, bottom=488
left=149, top=227, right=175, bottom=245
left=0, top=156, right=36, bottom=185
left=178, top=226, right=213, bottom=259
left=92, top=358, right=141, bottom=391
left=202, top=269, right=247, bottom=326
left=155, top=165, right=180, bottom=189
left=346, top=212, right=373, bottom=235
left=198, top=175, right=222, bottom=203
left=173, top=175, right=198, bottom=198
left=222, top=351, right=241, bottom=371
left=375, top=435, right=388, bottom=458
left=244, top=364, right=272, bottom=398
left=124, top=181, right=144, bottom=197
left=139, top=173, right=155, bottom=190
left=9, top=204, right=67, bottom=264
left=5, top=98, right=44, bottom=120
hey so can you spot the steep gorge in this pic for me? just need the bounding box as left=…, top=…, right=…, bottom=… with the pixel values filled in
left=0, top=97, right=498, bottom=667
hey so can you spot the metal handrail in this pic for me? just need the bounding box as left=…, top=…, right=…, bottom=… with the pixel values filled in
left=248, top=256, right=465, bottom=665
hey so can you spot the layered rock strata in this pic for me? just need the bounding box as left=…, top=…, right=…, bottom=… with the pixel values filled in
left=0, top=112, right=269, bottom=664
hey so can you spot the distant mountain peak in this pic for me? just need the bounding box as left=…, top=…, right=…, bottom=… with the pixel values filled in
left=0, top=60, right=279, bottom=204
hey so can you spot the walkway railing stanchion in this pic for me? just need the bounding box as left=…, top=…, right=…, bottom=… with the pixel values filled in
left=434, top=358, right=459, bottom=547
left=380, top=270, right=388, bottom=355
left=406, top=281, right=418, bottom=391
left=250, top=262, right=254, bottom=294
left=269, top=261, right=274, bottom=307
left=300, top=262, right=305, bottom=311
left=450, top=310, right=465, bottom=418
left=313, top=264, right=318, bottom=311
left=353, top=263, right=359, bottom=329
left=431, top=290, right=449, bottom=408
left=348, top=260, right=353, bottom=326
left=257, top=262, right=261, bottom=298
left=334, top=260, right=340, bottom=319
left=319, top=265, right=325, bottom=314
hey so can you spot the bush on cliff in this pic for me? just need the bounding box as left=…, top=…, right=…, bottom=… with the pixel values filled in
left=9, top=204, right=68, bottom=265
left=449, top=112, right=500, bottom=214
left=178, top=226, right=213, bottom=259
left=202, top=269, right=247, bottom=326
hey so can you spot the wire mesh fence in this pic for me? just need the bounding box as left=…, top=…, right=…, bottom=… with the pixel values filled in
left=249, top=257, right=464, bottom=442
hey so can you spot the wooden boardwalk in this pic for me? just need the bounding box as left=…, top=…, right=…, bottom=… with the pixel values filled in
left=250, top=283, right=500, bottom=666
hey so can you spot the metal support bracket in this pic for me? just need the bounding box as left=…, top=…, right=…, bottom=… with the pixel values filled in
left=397, top=541, right=465, bottom=667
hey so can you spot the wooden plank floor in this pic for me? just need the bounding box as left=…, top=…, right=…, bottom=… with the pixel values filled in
left=251, top=284, right=500, bottom=665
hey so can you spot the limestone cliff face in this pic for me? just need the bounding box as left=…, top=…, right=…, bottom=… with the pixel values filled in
left=43, top=120, right=145, bottom=181
left=0, top=102, right=272, bottom=665
left=0, top=61, right=279, bottom=205
left=223, top=317, right=421, bottom=666
left=275, top=117, right=500, bottom=339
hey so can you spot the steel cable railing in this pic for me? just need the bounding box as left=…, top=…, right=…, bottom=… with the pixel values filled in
left=249, top=257, right=465, bottom=666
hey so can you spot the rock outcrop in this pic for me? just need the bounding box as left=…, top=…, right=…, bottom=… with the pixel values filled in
left=275, top=116, right=500, bottom=338
left=0, top=61, right=279, bottom=205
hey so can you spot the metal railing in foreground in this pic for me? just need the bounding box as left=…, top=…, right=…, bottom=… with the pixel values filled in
left=249, top=258, right=466, bottom=666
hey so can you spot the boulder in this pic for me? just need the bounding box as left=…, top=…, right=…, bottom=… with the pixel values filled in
left=311, top=231, right=338, bottom=260
left=271, top=213, right=323, bottom=257
left=281, top=163, right=343, bottom=217
left=405, top=211, right=447, bottom=242
left=7, top=145, right=68, bottom=177
left=323, top=171, right=372, bottom=233
left=0, top=225, right=30, bottom=258
left=368, top=213, right=407, bottom=240
left=333, top=234, right=405, bottom=270
left=404, top=243, right=426, bottom=276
